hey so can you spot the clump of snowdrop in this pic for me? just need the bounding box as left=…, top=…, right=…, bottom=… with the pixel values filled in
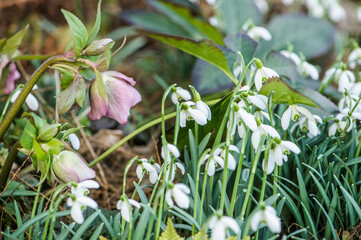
left=117, top=196, right=141, bottom=222
left=254, top=58, right=279, bottom=91
left=67, top=180, right=99, bottom=224
left=208, top=213, right=240, bottom=240
left=263, top=137, right=300, bottom=174
left=165, top=183, right=190, bottom=209
left=136, top=158, right=160, bottom=184
left=11, top=84, right=39, bottom=111
left=251, top=203, right=281, bottom=233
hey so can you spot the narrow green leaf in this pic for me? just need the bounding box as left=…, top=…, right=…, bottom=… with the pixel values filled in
left=89, top=223, right=104, bottom=240
left=309, top=172, right=330, bottom=207
left=0, top=25, right=29, bottom=57
left=297, top=169, right=312, bottom=226
left=159, top=218, right=184, bottom=240
left=134, top=182, right=149, bottom=204
left=313, top=198, right=338, bottom=240
left=61, top=9, right=89, bottom=56
left=88, top=0, right=102, bottom=44
left=325, top=190, right=338, bottom=240
left=0, top=38, right=6, bottom=52
left=71, top=210, right=100, bottom=240
left=300, top=202, right=318, bottom=239
left=334, top=176, right=361, bottom=220
left=133, top=205, right=150, bottom=240
left=98, top=211, right=115, bottom=238
left=20, top=122, right=37, bottom=150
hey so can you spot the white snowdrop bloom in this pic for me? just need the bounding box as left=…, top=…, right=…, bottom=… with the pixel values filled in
left=116, top=198, right=140, bottom=222
left=219, top=145, right=240, bottom=170
left=161, top=143, right=180, bottom=162
left=322, top=67, right=341, bottom=84
left=201, top=145, right=239, bottom=176
left=328, top=2, right=345, bottom=23
left=67, top=195, right=98, bottom=224
left=208, top=215, right=240, bottom=240
left=348, top=48, right=361, bottom=69
left=209, top=16, right=219, bottom=27
left=11, top=85, right=39, bottom=111
left=328, top=113, right=351, bottom=136
left=306, top=1, right=325, bottom=18
left=238, top=86, right=268, bottom=110
left=296, top=115, right=322, bottom=137
left=165, top=161, right=185, bottom=182
left=298, top=61, right=319, bottom=80
left=206, top=0, right=216, bottom=5
left=357, top=6, right=361, bottom=23
left=263, top=138, right=300, bottom=174
left=247, top=26, right=272, bottom=41
left=236, top=101, right=258, bottom=131
left=350, top=82, right=361, bottom=97
left=68, top=133, right=80, bottom=150
left=337, top=70, right=355, bottom=93
left=165, top=183, right=190, bottom=209
left=282, top=0, right=294, bottom=6
left=136, top=158, right=159, bottom=184
left=254, top=59, right=279, bottom=91
left=195, top=100, right=211, bottom=121
left=251, top=121, right=280, bottom=150
left=251, top=205, right=281, bottom=233
left=279, top=50, right=301, bottom=65
left=281, top=104, right=315, bottom=131
left=171, top=87, right=191, bottom=104
left=254, top=110, right=270, bottom=122
left=180, top=101, right=208, bottom=127
left=254, top=0, right=269, bottom=14
left=71, top=180, right=100, bottom=197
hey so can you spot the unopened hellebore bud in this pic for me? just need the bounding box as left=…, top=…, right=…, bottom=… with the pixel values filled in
left=52, top=151, right=96, bottom=183
left=82, top=38, right=114, bottom=56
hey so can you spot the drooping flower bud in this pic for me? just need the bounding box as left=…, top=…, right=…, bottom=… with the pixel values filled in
left=52, top=151, right=96, bottom=183
left=82, top=38, right=114, bottom=56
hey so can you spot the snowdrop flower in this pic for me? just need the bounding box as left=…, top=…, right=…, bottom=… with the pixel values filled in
left=348, top=48, right=361, bottom=69
left=161, top=143, right=180, bottom=162
left=71, top=180, right=100, bottom=197
left=328, top=2, right=345, bottom=23
left=357, top=6, right=361, bottom=23
left=230, top=102, right=257, bottom=138
left=328, top=113, right=351, bottom=136
left=298, top=61, right=319, bottom=80
left=239, top=86, right=268, bottom=110
left=11, top=85, right=39, bottom=111
left=165, top=183, right=190, bottom=209
left=180, top=101, right=208, bottom=127
left=208, top=215, right=240, bottom=240
left=254, top=59, right=279, bottom=91
left=89, top=71, right=141, bottom=125
left=191, top=88, right=211, bottom=121
left=263, top=137, right=300, bottom=174
left=306, top=0, right=325, bottom=18
left=136, top=158, right=160, bottom=184
left=171, top=86, right=191, bottom=104
left=247, top=26, right=272, bottom=41
left=251, top=204, right=281, bottom=233
left=165, top=161, right=185, bottom=182
left=280, top=50, right=301, bottom=65
left=117, top=197, right=140, bottom=222
left=201, top=145, right=239, bottom=176
left=322, top=66, right=355, bottom=92
left=253, top=0, right=269, bottom=14
left=67, top=195, right=98, bottom=224
left=252, top=118, right=280, bottom=150
left=293, top=115, right=322, bottom=137
left=281, top=104, right=315, bottom=130
left=206, top=0, right=216, bottom=5
left=64, top=133, right=80, bottom=150
left=282, top=0, right=294, bottom=6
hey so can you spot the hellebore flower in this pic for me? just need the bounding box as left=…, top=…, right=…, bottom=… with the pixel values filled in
left=165, top=183, right=190, bottom=209
left=208, top=215, right=240, bottom=240
left=3, top=61, right=21, bottom=95
left=117, top=197, right=140, bottom=222
left=52, top=150, right=96, bottom=183
left=89, top=71, right=141, bottom=125
left=251, top=204, right=281, bottom=233
left=67, top=195, right=98, bottom=224
left=254, top=59, right=279, bottom=91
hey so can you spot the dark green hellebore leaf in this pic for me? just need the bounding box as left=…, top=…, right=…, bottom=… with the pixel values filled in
left=20, top=122, right=37, bottom=150
left=21, top=112, right=47, bottom=129
left=224, top=32, right=258, bottom=65
left=61, top=9, right=89, bottom=56
left=263, top=51, right=297, bottom=82
left=143, top=31, right=238, bottom=81
left=259, top=77, right=318, bottom=107
left=256, top=14, right=336, bottom=59
left=0, top=25, right=29, bottom=57
left=57, top=82, right=76, bottom=115
left=147, top=0, right=224, bottom=44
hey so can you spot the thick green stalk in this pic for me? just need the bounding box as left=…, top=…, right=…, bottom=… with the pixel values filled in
left=0, top=56, right=70, bottom=139
left=259, top=139, right=270, bottom=202
left=0, top=142, right=21, bottom=191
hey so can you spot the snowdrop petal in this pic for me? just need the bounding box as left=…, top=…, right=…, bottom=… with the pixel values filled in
left=189, top=109, right=208, bottom=126
left=281, top=106, right=292, bottom=130
left=239, top=109, right=257, bottom=131
left=121, top=202, right=131, bottom=222
left=282, top=141, right=300, bottom=154
left=128, top=199, right=141, bottom=208
left=251, top=211, right=263, bottom=231
left=248, top=94, right=267, bottom=110
left=71, top=203, right=84, bottom=224
left=26, top=93, right=39, bottom=111
left=165, top=191, right=174, bottom=207
left=212, top=223, right=226, bottom=240
left=79, top=180, right=100, bottom=189
left=264, top=209, right=281, bottom=233
left=222, top=216, right=240, bottom=233
left=262, top=124, right=280, bottom=138
left=77, top=196, right=98, bottom=209
left=251, top=130, right=261, bottom=150
left=175, top=162, right=185, bottom=175
left=229, top=145, right=240, bottom=153
left=136, top=165, right=143, bottom=179
left=207, top=160, right=216, bottom=176
left=254, top=70, right=263, bottom=91
left=263, top=157, right=275, bottom=174
left=68, top=134, right=80, bottom=150
left=295, top=106, right=314, bottom=122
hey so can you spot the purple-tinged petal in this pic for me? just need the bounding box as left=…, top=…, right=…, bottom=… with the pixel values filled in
left=89, top=80, right=108, bottom=120
left=4, top=62, right=21, bottom=94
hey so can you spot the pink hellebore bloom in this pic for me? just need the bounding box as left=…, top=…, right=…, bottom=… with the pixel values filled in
left=89, top=71, right=141, bottom=125
left=1, top=56, right=21, bottom=94
left=52, top=151, right=96, bottom=183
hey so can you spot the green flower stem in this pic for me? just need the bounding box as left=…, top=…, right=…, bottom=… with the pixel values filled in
left=88, top=112, right=176, bottom=168
left=47, top=194, right=66, bottom=240
left=28, top=183, right=42, bottom=238
left=145, top=189, right=161, bottom=240
left=173, top=103, right=181, bottom=146
left=229, top=132, right=248, bottom=217
left=0, top=142, right=20, bottom=191
left=0, top=56, right=71, bottom=139
left=240, top=136, right=266, bottom=220
left=259, top=139, right=271, bottom=202
left=273, top=165, right=279, bottom=208
left=122, top=157, right=138, bottom=195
